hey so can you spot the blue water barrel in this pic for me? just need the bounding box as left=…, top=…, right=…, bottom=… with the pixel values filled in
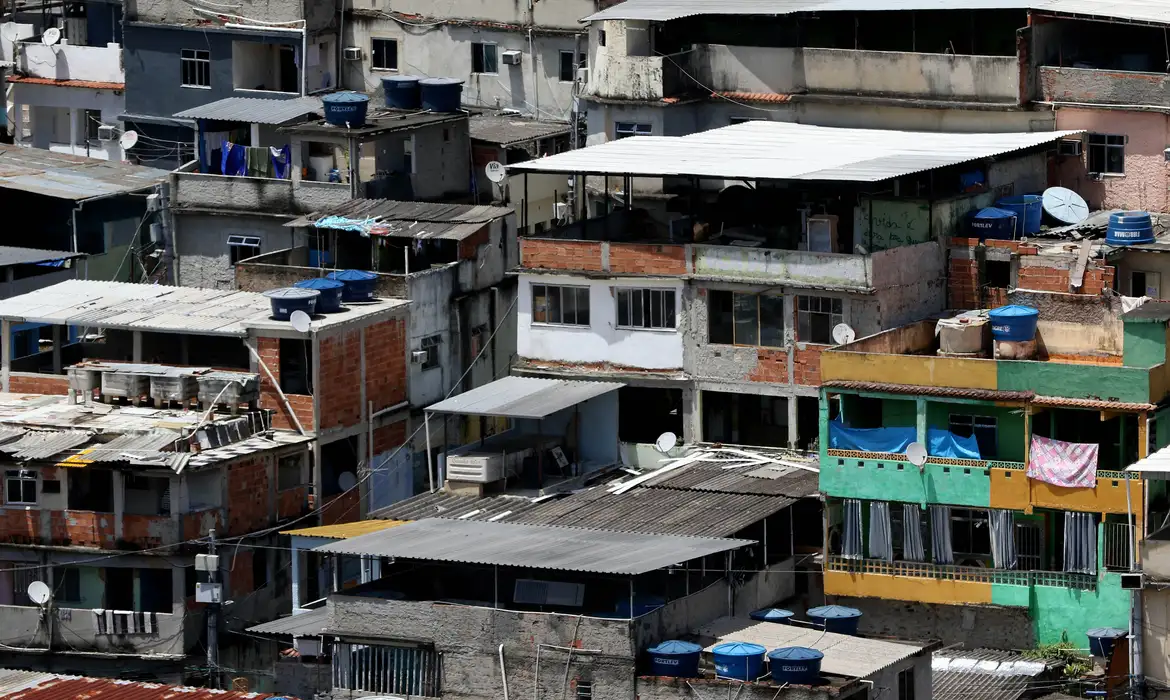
left=420, top=78, right=465, bottom=113
left=383, top=76, right=421, bottom=109
left=616, top=595, right=665, bottom=618
left=968, top=207, right=1018, bottom=241
left=749, top=608, right=794, bottom=624
left=322, top=92, right=370, bottom=127
left=1106, top=211, right=1155, bottom=245
left=807, top=605, right=863, bottom=635
left=1087, top=627, right=1127, bottom=658
left=996, top=195, right=1044, bottom=235
left=647, top=640, right=702, bottom=677
left=988, top=305, right=1040, bottom=342
left=326, top=269, right=379, bottom=302
left=712, top=642, right=767, bottom=681
left=768, top=647, right=824, bottom=685
left=263, top=287, right=319, bottom=321
left=294, top=278, right=345, bottom=313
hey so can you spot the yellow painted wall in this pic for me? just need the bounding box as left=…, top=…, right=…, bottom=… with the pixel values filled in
left=989, top=468, right=1031, bottom=510
left=820, top=353, right=998, bottom=390
left=1029, top=478, right=1143, bottom=516
left=823, top=570, right=992, bottom=604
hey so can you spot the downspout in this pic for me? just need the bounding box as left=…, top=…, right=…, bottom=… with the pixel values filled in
left=498, top=644, right=510, bottom=700
left=529, top=28, right=538, bottom=119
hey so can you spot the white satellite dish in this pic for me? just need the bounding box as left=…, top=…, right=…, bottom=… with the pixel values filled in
left=906, top=442, right=928, bottom=468
left=654, top=431, right=678, bottom=454
left=41, top=27, right=61, bottom=46
left=484, top=161, right=506, bottom=183
left=289, top=309, right=312, bottom=333
left=831, top=323, right=856, bottom=345
left=27, top=580, right=51, bottom=606
left=338, top=471, right=357, bottom=491
left=119, top=130, right=139, bottom=150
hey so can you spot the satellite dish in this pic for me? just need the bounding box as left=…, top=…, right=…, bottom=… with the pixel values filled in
left=289, top=309, right=312, bottom=333
left=27, top=580, right=51, bottom=606
left=41, top=27, right=61, bottom=46
left=484, top=161, right=506, bottom=183
left=338, top=471, right=357, bottom=491
left=831, top=323, right=856, bottom=345
left=1042, top=186, right=1089, bottom=226
left=654, top=431, right=678, bottom=454
left=119, top=130, right=139, bottom=150
left=906, top=442, right=928, bottom=468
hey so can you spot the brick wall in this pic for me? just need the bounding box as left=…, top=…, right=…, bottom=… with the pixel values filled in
left=230, top=549, right=254, bottom=598
left=373, top=419, right=408, bottom=455
left=748, top=349, right=788, bottom=383
left=183, top=509, right=221, bottom=541
left=793, top=345, right=826, bottom=386
left=226, top=456, right=270, bottom=536
left=949, top=237, right=1117, bottom=303
left=8, top=373, right=69, bottom=395
left=256, top=337, right=315, bottom=431
left=0, top=509, right=39, bottom=543
left=608, top=244, right=688, bottom=275
left=318, top=330, right=363, bottom=432
left=458, top=228, right=490, bottom=260
left=949, top=256, right=980, bottom=309
left=1017, top=263, right=1071, bottom=292
left=278, top=487, right=309, bottom=520
left=520, top=240, right=604, bottom=271
left=50, top=511, right=115, bottom=548
left=1083, top=266, right=1116, bottom=295
left=364, top=319, right=407, bottom=414
left=122, top=514, right=176, bottom=548
left=320, top=490, right=360, bottom=526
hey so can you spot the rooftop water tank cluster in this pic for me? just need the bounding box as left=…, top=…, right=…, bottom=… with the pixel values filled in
left=262, top=270, right=379, bottom=320
left=382, top=77, right=465, bottom=112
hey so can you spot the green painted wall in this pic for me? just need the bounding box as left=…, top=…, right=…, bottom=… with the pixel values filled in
left=882, top=399, right=917, bottom=428
left=997, top=361, right=1151, bottom=404
left=1123, top=321, right=1167, bottom=369
left=820, top=456, right=990, bottom=506
left=926, top=403, right=1027, bottom=462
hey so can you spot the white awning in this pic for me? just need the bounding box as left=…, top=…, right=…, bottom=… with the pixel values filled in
left=426, top=376, right=623, bottom=419
left=1126, top=445, right=1170, bottom=476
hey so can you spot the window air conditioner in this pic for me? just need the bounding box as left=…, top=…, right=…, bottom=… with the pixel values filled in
left=1057, top=139, right=1083, bottom=157
left=410, top=350, right=428, bottom=363
left=97, top=124, right=116, bottom=141
left=343, top=46, right=362, bottom=61
left=502, top=50, right=522, bottom=65
left=576, top=66, right=589, bottom=83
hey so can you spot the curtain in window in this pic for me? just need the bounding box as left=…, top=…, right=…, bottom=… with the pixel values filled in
left=930, top=505, right=954, bottom=565
left=842, top=499, right=863, bottom=559
left=989, top=509, right=1017, bottom=570
left=1064, top=511, right=1098, bottom=574
left=868, top=501, right=893, bottom=562
left=902, top=503, right=926, bottom=562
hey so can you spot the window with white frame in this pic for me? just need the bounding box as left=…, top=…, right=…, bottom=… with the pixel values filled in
left=616, top=288, right=676, bottom=330
left=228, top=235, right=262, bottom=264
left=181, top=49, right=211, bottom=88
left=532, top=284, right=590, bottom=326
left=1088, top=133, right=1125, bottom=175
left=615, top=122, right=651, bottom=139
left=796, top=296, right=842, bottom=344
left=471, top=42, right=498, bottom=74
left=5, top=470, right=36, bottom=505
left=371, top=38, right=399, bottom=70
left=948, top=414, right=998, bottom=458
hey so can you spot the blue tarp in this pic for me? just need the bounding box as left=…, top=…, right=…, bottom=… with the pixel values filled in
left=829, top=421, right=981, bottom=459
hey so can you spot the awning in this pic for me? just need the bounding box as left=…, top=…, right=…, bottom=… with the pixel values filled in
left=1126, top=445, right=1170, bottom=475
left=283, top=519, right=406, bottom=539
left=312, top=518, right=752, bottom=575
left=246, top=607, right=328, bottom=638
left=425, top=376, right=623, bottom=419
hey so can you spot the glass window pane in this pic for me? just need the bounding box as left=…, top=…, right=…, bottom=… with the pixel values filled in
left=617, top=290, right=630, bottom=327
left=547, top=286, right=562, bottom=323
left=733, top=294, right=759, bottom=345
left=663, top=290, right=676, bottom=328
left=759, top=295, right=785, bottom=348
left=562, top=286, right=577, bottom=324
left=532, top=285, right=548, bottom=323
left=649, top=290, right=662, bottom=327
left=575, top=288, right=590, bottom=325
left=484, top=44, right=498, bottom=73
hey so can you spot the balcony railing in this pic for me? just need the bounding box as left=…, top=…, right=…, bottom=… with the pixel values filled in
left=824, top=448, right=1136, bottom=481
left=826, top=555, right=1097, bottom=591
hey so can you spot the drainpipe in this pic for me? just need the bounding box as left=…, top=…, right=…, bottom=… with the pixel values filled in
left=529, top=28, right=538, bottom=119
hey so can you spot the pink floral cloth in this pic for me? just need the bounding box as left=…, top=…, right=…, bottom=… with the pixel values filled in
left=1027, top=435, right=1099, bottom=488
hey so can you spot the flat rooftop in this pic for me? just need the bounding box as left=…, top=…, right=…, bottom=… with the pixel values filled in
left=0, top=145, right=166, bottom=200
left=286, top=199, right=513, bottom=241
left=279, top=107, right=466, bottom=138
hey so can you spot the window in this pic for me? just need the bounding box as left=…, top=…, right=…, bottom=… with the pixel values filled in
left=796, top=296, right=843, bottom=344
left=227, top=235, right=262, bottom=264
left=84, top=109, right=102, bottom=142
left=948, top=414, right=998, bottom=458
left=41, top=479, right=61, bottom=494
left=616, top=288, right=676, bottom=330
left=890, top=505, right=930, bottom=561
left=181, top=49, right=211, bottom=88
left=897, top=668, right=914, bottom=700
left=615, top=122, right=651, bottom=139
left=532, top=285, right=590, bottom=326
left=56, top=567, right=81, bottom=604
left=985, top=260, right=1011, bottom=288
left=371, top=38, right=398, bottom=70
left=951, top=508, right=992, bottom=561
left=68, top=469, right=113, bottom=512
left=1088, top=133, right=1125, bottom=175
left=576, top=681, right=593, bottom=700
left=472, top=42, right=498, bottom=74
left=420, top=334, right=441, bottom=370
left=279, top=338, right=313, bottom=395
left=5, top=470, right=36, bottom=505
left=597, top=29, right=606, bottom=47
left=1015, top=519, right=1043, bottom=571
left=278, top=454, right=304, bottom=490
left=558, top=50, right=586, bottom=82
left=709, top=290, right=784, bottom=346
left=1133, top=270, right=1161, bottom=298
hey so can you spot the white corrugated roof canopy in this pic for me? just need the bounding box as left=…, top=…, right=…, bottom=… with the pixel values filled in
left=507, top=121, right=1083, bottom=182
left=425, top=376, right=623, bottom=419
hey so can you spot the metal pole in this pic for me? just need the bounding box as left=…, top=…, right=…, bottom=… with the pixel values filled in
left=425, top=411, right=435, bottom=492
left=206, top=528, right=219, bottom=689
left=628, top=578, right=634, bottom=619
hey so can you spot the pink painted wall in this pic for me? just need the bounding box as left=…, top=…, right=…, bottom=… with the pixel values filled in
left=1052, top=107, right=1170, bottom=212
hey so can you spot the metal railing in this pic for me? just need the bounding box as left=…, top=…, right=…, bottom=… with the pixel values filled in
left=825, top=449, right=1138, bottom=480
left=827, top=556, right=1097, bottom=591
left=1103, top=521, right=1134, bottom=572
left=332, top=642, right=441, bottom=697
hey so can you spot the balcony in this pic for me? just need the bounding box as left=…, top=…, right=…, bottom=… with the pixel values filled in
left=0, top=603, right=184, bottom=655
left=170, top=172, right=350, bottom=217
left=1039, top=65, right=1170, bottom=108
left=14, top=40, right=125, bottom=84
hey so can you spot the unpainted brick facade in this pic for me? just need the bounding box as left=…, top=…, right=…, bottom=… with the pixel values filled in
left=948, top=237, right=1117, bottom=309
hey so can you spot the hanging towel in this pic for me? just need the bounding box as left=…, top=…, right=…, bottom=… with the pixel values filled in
left=901, top=503, right=926, bottom=562
left=989, top=509, right=1017, bottom=569
left=270, top=145, right=292, bottom=179
left=1027, top=435, right=1099, bottom=488
left=246, top=146, right=273, bottom=178
left=868, top=501, right=893, bottom=562
left=221, top=141, right=246, bottom=176
left=841, top=498, right=863, bottom=559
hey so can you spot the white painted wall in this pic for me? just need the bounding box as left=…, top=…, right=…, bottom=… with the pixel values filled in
left=17, top=41, right=124, bottom=83
left=10, top=82, right=125, bottom=161
left=517, top=273, right=684, bottom=370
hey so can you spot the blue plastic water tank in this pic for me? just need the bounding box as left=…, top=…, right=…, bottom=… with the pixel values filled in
left=382, top=76, right=421, bottom=109
left=647, top=640, right=702, bottom=677
left=806, top=605, right=863, bottom=635
left=968, top=207, right=1018, bottom=241
left=262, top=287, right=319, bottom=321
left=420, top=78, right=465, bottom=112
left=712, top=642, right=767, bottom=681
left=322, top=92, right=370, bottom=128
left=294, top=278, right=345, bottom=313
left=616, top=595, right=665, bottom=618
left=327, top=269, right=379, bottom=302
left=1086, top=627, right=1127, bottom=658
left=1107, top=211, right=1156, bottom=245
left=987, top=305, right=1040, bottom=342
left=996, top=195, right=1044, bottom=236
left=749, top=608, right=794, bottom=624
left=767, top=647, right=824, bottom=685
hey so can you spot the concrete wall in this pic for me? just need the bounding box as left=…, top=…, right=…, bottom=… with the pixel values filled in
left=174, top=213, right=299, bottom=289
left=170, top=172, right=351, bottom=215
left=127, top=0, right=333, bottom=32
left=831, top=595, right=1037, bottom=649
left=16, top=40, right=124, bottom=83
left=10, top=82, right=125, bottom=160
left=347, top=0, right=592, bottom=28
left=1040, top=66, right=1170, bottom=108
left=1145, top=587, right=1170, bottom=686
left=1052, top=108, right=1170, bottom=212
left=870, top=241, right=947, bottom=329
left=586, top=20, right=687, bottom=103
left=1116, top=250, right=1170, bottom=300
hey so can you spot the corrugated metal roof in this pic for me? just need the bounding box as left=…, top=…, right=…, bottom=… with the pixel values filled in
left=1127, top=443, right=1170, bottom=473
left=285, top=199, right=512, bottom=240
left=0, top=247, right=85, bottom=266
left=283, top=519, right=406, bottom=539
left=0, top=672, right=288, bottom=700
left=173, top=96, right=324, bottom=125
left=246, top=607, right=328, bottom=637
left=312, top=518, right=753, bottom=574
left=507, top=122, right=1083, bottom=182
left=470, top=115, right=571, bottom=147
left=642, top=449, right=819, bottom=497
left=511, top=486, right=795, bottom=537
left=0, top=145, right=166, bottom=200
left=584, top=0, right=1170, bottom=25
left=933, top=649, right=1048, bottom=700
left=823, top=380, right=1034, bottom=402
left=78, top=429, right=182, bottom=463
left=426, top=376, right=624, bottom=419
left=0, top=430, right=92, bottom=460
left=700, top=616, right=934, bottom=679
left=0, top=670, right=62, bottom=696
left=371, top=490, right=543, bottom=522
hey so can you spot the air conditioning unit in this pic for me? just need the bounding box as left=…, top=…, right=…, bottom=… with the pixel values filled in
left=1120, top=572, right=1144, bottom=590
left=97, top=124, right=116, bottom=141
left=410, top=350, right=428, bottom=363
left=343, top=46, right=362, bottom=61
left=554, top=201, right=569, bottom=220
left=576, top=66, right=589, bottom=83
left=1057, top=139, right=1083, bottom=157
left=501, top=50, right=522, bottom=65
